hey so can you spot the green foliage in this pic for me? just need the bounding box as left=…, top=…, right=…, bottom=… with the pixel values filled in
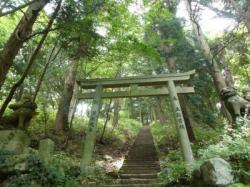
left=159, top=161, right=191, bottom=185
left=29, top=107, right=57, bottom=134
left=8, top=155, right=65, bottom=187
left=1, top=152, right=83, bottom=186
left=79, top=165, right=110, bottom=185
left=150, top=121, right=177, bottom=148
left=0, top=149, right=15, bottom=168
left=1, top=0, right=250, bottom=186
left=96, top=114, right=141, bottom=144
left=196, top=121, right=250, bottom=182
left=229, top=184, right=250, bottom=187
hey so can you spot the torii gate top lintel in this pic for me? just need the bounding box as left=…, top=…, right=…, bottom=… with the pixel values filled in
left=77, top=70, right=195, bottom=89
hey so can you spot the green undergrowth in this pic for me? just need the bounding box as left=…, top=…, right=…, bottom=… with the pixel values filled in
left=197, top=121, right=250, bottom=183
left=20, top=109, right=142, bottom=185
left=154, top=119, right=250, bottom=185
left=0, top=149, right=112, bottom=186
left=229, top=184, right=250, bottom=187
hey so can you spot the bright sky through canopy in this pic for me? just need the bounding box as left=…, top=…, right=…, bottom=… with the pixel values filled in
left=128, top=0, right=236, bottom=37
left=176, top=1, right=236, bottom=37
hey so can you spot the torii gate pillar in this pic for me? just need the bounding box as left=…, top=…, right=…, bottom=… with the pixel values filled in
left=168, top=80, right=194, bottom=163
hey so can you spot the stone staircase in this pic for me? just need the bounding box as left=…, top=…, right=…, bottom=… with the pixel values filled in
left=104, top=125, right=163, bottom=187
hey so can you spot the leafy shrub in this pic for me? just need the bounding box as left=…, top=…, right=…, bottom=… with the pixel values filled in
left=159, top=161, right=192, bottom=185
left=0, top=149, right=15, bottom=170
left=150, top=121, right=177, bottom=147
left=78, top=165, right=112, bottom=185
left=229, top=184, right=250, bottom=187
left=197, top=121, right=250, bottom=182
left=8, top=155, right=65, bottom=187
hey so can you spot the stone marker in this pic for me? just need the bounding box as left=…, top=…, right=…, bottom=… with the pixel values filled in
left=39, top=138, right=54, bottom=164
left=200, top=158, right=234, bottom=186
left=0, top=130, right=29, bottom=154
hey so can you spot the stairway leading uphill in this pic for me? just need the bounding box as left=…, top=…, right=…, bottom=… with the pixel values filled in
left=105, top=125, right=163, bottom=187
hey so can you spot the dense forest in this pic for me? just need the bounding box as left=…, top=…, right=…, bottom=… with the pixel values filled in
left=0, top=0, right=249, bottom=186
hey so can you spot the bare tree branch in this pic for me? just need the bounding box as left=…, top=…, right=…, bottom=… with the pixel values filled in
left=0, top=0, right=37, bottom=17
left=25, top=27, right=59, bottom=41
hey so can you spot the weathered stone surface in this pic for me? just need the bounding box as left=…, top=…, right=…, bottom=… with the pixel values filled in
left=38, top=138, right=54, bottom=164
left=0, top=154, right=29, bottom=176
left=0, top=130, right=30, bottom=154
left=200, top=158, right=234, bottom=186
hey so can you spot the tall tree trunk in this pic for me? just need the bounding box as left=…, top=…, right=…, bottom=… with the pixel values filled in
left=68, top=82, right=79, bottom=129
left=0, top=0, right=49, bottom=89
left=112, top=98, right=121, bottom=130
left=99, top=99, right=112, bottom=143
left=55, top=60, right=78, bottom=132
left=185, top=0, right=226, bottom=90
left=33, top=44, right=61, bottom=102
left=185, top=0, right=233, bottom=122
left=179, top=94, right=196, bottom=142
left=220, top=53, right=234, bottom=88
left=155, top=97, right=167, bottom=124
left=0, top=1, right=61, bottom=120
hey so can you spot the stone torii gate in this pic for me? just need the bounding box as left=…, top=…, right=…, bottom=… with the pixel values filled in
left=77, top=70, right=196, bottom=172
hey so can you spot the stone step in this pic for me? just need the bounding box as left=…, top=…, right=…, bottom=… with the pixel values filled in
left=122, top=163, right=159, bottom=165
left=124, top=160, right=158, bottom=163
left=119, top=179, right=160, bottom=184
left=112, top=126, right=162, bottom=186
left=103, top=183, right=164, bottom=187
left=123, top=160, right=159, bottom=163
left=120, top=168, right=160, bottom=171
left=120, top=167, right=160, bottom=170
left=120, top=171, right=159, bottom=174
left=122, top=163, right=159, bottom=166
left=127, top=151, right=157, bottom=153
left=125, top=157, right=158, bottom=160
left=123, top=159, right=159, bottom=162
left=120, top=173, right=158, bottom=179
left=120, top=166, right=160, bottom=169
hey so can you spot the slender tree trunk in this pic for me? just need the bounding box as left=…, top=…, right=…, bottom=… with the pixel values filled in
left=140, top=105, right=144, bottom=124
left=155, top=97, right=167, bottom=124
left=112, top=98, right=121, bottom=129
left=185, top=0, right=226, bottom=90
left=0, top=1, right=61, bottom=120
left=100, top=99, right=112, bottom=143
left=0, top=0, right=49, bottom=89
left=220, top=54, right=234, bottom=88
left=0, top=0, right=37, bottom=17
left=15, top=84, right=24, bottom=101
left=55, top=60, right=78, bottom=132
left=68, top=82, right=79, bottom=129
left=185, top=0, right=233, bottom=122
left=69, top=101, right=77, bottom=129
left=33, top=44, right=61, bottom=102
left=179, top=94, right=196, bottom=142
